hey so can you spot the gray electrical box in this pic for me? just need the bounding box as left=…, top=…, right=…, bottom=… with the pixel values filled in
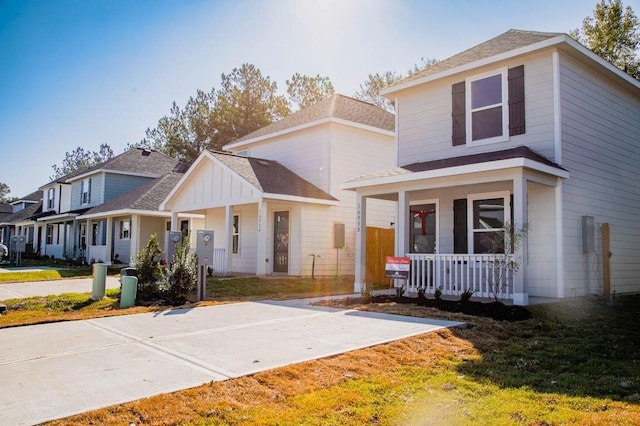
left=165, top=231, right=183, bottom=263
left=582, top=215, right=595, bottom=253
left=334, top=223, right=345, bottom=248
left=196, top=230, right=214, bottom=266
left=12, top=235, right=26, bottom=253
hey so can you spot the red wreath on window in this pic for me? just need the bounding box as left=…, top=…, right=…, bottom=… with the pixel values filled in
left=410, top=209, right=436, bottom=235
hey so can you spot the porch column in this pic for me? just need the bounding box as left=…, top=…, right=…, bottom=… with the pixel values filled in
left=354, top=193, right=367, bottom=293
left=130, top=214, right=140, bottom=263
left=105, top=217, right=113, bottom=265
left=86, top=219, right=93, bottom=262
left=170, top=212, right=179, bottom=231
left=33, top=224, right=40, bottom=256
left=62, top=221, right=68, bottom=258
left=555, top=180, right=565, bottom=298
left=396, top=190, right=410, bottom=256
left=256, top=200, right=268, bottom=276
left=512, top=175, right=529, bottom=305
left=223, top=204, right=233, bottom=274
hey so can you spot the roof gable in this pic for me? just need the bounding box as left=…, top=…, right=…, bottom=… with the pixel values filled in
left=226, top=94, right=394, bottom=147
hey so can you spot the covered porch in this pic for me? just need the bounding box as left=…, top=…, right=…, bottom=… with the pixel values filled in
left=345, top=147, right=569, bottom=305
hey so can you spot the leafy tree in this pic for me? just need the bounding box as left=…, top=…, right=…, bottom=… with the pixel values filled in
left=50, top=143, right=114, bottom=180
left=353, top=71, right=403, bottom=112
left=161, top=238, right=197, bottom=304
left=0, top=182, right=11, bottom=202
left=212, top=63, right=290, bottom=147
left=133, top=232, right=164, bottom=302
left=570, top=0, right=640, bottom=78
left=286, top=73, right=334, bottom=109
left=354, top=58, right=438, bottom=112
left=131, top=89, right=217, bottom=164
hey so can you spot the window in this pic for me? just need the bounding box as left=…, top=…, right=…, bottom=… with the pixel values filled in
left=81, top=178, right=91, bottom=205
left=467, top=70, right=508, bottom=144
left=451, top=65, right=525, bottom=146
left=46, top=225, right=53, bottom=245
left=468, top=193, right=509, bottom=254
left=47, top=188, right=55, bottom=210
left=232, top=215, right=240, bottom=254
left=119, top=220, right=130, bottom=239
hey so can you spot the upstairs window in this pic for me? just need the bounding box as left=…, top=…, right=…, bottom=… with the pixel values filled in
left=47, top=188, right=55, bottom=210
left=452, top=65, right=525, bottom=146
left=81, top=178, right=92, bottom=205
left=468, top=72, right=508, bottom=143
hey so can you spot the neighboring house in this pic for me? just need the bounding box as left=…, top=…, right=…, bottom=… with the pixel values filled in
left=162, top=94, right=396, bottom=276
left=0, top=191, right=42, bottom=251
left=35, top=148, right=197, bottom=264
left=343, top=29, right=640, bottom=305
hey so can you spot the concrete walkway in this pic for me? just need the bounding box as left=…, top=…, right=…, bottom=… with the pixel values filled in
left=0, top=277, right=121, bottom=300
left=0, top=297, right=465, bottom=425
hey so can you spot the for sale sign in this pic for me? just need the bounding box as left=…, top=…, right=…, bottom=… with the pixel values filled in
left=385, top=256, right=410, bottom=279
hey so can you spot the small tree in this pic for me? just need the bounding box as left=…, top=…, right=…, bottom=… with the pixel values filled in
left=487, top=222, right=530, bottom=301
left=162, top=238, right=197, bottom=305
left=134, top=233, right=164, bottom=300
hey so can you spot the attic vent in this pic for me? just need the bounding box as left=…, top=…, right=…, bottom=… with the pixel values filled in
left=141, top=149, right=151, bottom=156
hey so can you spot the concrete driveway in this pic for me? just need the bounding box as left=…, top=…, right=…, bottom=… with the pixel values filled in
left=0, top=297, right=465, bottom=425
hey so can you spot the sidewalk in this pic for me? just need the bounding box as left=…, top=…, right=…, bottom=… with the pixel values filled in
left=0, top=298, right=466, bottom=425
left=0, top=277, right=121, bottom=300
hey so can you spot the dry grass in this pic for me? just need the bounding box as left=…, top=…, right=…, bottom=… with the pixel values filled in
left=44, top=295, right=640, bottom=425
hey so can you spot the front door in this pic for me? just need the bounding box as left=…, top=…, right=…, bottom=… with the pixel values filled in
left=273, top=211, right=289, bottom=273
left=410, top=203, right=436, bottom=253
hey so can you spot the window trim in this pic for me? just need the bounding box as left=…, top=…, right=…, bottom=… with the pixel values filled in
left=465, top=68, right=509, bottom=146
left=81, top=178, right=91, bottom=205
left=467, top=191, right=510, bottom=254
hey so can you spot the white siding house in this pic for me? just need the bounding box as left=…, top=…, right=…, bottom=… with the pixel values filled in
left=343, top=29, right=640, bottom=305
left=162, top=94, right=397, bottom=277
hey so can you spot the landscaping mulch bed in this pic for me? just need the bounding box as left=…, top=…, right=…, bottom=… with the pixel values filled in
left=323, top=294, right=532, bottom=321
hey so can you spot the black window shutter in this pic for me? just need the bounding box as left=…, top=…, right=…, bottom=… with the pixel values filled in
left=451, top=82, right=466, bottom=146
left=508, top=65, right=525, bottom=136
left=453, top=198, right=468, bottom=254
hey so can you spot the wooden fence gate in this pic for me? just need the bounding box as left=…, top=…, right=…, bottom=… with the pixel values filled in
left=365, top=227, right=395, bottom=285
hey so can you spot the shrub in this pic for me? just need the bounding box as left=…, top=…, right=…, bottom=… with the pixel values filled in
left=161, top=238, right=197, bottom=305
left=134, top=233, right=164, bottom=301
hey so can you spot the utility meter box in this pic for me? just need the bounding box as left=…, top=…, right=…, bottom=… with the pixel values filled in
left=12, top=236, right=26, bottom=253
left=165, top=231, right=183, bottom=263
left=196, top=230, right=214, bottom=267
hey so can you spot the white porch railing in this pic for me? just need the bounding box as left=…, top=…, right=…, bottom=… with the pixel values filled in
left=212, top=248, right=226, bottom=273
left=406, top=254, right=514, bottom=300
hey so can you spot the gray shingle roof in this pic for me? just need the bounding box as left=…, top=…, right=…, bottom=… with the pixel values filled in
left=0, top=203, right=12, bottom=214
left=345, top=147, right=566, bottom=183
left=63, top=148, right=187, bottom=183
left=210, top=151, right=336, bottom=201
left=386, top=29, right=563, bottom=91
left=82, top=172, right=185, bottom=216
left=12, top=190, right=42, bottom=203
left=230, top=94, right=394, bottom=145
left=8, top=201, right=42, bottom=223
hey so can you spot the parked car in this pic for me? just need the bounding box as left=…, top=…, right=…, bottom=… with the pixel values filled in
left=0, top=243, right=7, bottom=259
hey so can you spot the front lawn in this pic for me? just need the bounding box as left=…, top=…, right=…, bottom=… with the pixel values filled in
left=0, top=266, right=122, bottom=283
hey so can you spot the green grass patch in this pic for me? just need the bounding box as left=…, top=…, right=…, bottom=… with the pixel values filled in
left=0, top=267, right=122, bottom=283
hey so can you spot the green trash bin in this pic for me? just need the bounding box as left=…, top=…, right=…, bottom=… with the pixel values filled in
left=91, top=263, right=107, bottom=300
left=120, top=276, right=138, bottom=308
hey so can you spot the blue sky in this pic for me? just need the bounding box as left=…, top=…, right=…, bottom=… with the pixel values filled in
left=1, top=0, right=636, bottom=198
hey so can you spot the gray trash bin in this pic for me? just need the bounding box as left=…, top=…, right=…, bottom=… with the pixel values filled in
left=120, top=276, right=138, bottom=308
left=91, top=263, right=107, bottom=300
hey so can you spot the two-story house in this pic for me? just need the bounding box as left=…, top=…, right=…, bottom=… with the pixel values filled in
left=0, top=191, right=42, bottom=252
left=161, top=94, right=397, bottom=277
left=343, top=29, right=640, bottom=305
left=36, top=148, right=197, bottom=264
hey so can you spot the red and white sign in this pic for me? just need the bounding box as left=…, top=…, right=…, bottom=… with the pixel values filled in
left=385, top=256, right=410, bottom=279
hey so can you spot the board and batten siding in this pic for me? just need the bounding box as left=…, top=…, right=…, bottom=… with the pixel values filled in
left=166, top=157, right=260, bottom=213
left=559, top=53, right=640, bottom=296
left=396, top=52, right=556, bottom=167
